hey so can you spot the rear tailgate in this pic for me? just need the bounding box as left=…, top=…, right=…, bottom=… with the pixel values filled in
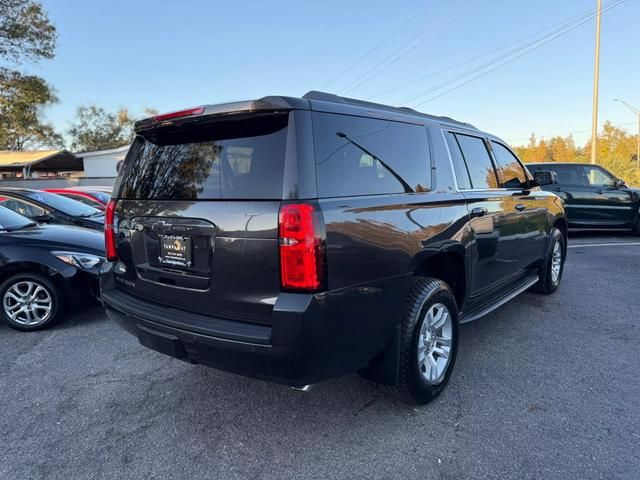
left=110, top=112, right=290, bottom=325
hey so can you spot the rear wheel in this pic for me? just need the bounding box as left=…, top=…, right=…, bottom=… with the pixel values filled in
left=633, top=218, right=640, bottom=236
left=394, top=278, right=459, bottom=405
left=531, top=227, right=565, bottom=295
left=0, top=273, right=63, bottom=331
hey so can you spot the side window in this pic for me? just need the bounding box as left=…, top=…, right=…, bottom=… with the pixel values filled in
left=444, top=132, right=472, bottom=189
left=0, top=197, right=46, bottom=218
left=490, top=141, right=528, bottom=188
left=453, top=133, right=499, bottom=189
left=313, top=112, right=430, bottom=198
left=61, top=193, right=100, bottom=208
left=582, top=165, right=616, bottom=187
left=530, top=165, right=584, bottom=186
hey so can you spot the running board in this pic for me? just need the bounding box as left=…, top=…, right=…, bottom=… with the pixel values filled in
left=460, top=275, right=539, bottom=324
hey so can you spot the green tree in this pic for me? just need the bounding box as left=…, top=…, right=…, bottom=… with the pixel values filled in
left=0, top=0, right=56, bottom=63
left=549, top=135, right=575, bottom=163
left=587, top=121, right=640, bottom=186
left=0, top=69, right=62, bottom=149
left=0, top=0, right=59, bottom=150
left=67, top=106, right=157, bottom=151
left=511, top=122, right=640, bottom=187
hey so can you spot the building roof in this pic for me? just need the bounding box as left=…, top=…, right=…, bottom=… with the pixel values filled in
left=75, top=145, right=130, bottom=158
left=0, top=150, right=62, bottom=167
left=0, top=150, right=82, bottom=171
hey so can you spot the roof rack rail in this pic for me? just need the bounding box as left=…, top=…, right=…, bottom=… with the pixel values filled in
left=302, top=90, right=477, bottom=130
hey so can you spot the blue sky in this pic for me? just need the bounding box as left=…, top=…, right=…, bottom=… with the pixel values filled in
left=24, top=0, right=640, bottom=146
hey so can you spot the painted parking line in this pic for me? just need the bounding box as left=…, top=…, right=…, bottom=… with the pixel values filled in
left=568, top=242, right=640, bottom=248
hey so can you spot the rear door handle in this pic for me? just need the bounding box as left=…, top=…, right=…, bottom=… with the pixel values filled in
left=515, top=204, right=526, bottom=212
left=470, top=207, right=488, bottom=218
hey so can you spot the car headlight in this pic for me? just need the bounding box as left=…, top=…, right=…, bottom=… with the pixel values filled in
left=51, top=251, right=104, bottom=270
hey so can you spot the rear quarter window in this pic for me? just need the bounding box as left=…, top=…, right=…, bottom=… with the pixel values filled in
left=312, top=112, right=430, bottom=198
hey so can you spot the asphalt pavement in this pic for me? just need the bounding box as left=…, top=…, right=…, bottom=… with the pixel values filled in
left=1, top=232, right=638, bottom=480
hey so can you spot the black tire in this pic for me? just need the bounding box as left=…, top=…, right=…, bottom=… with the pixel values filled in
left=0, top=272, right=63, bottom=331
left=531, top=227, right=566, bottom=295
left=394, top=278, right=459, bottom=405
left=633, top=219, right=640, bottom=236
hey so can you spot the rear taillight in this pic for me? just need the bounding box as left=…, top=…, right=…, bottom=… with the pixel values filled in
left=278, top=203, right=325, bottom=292
left=105, top=199, right=118, bottom=261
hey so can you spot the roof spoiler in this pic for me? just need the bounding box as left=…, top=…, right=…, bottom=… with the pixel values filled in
left=134, top=96, right=308, bottom=133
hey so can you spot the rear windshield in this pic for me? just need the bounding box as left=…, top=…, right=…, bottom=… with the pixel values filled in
left=115, top=113, right=289, bottom=200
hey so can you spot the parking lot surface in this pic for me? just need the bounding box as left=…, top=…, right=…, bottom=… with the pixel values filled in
left=1, top=233, right=638, bottom=480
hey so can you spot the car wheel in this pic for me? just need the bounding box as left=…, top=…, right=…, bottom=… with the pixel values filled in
left=633, top=219, right=640, bottom=236
left=0, top=273, right=63, bottom=331
left=531, top=227, right=565, bottom=295
left=394, top=278, right=459, bottom=405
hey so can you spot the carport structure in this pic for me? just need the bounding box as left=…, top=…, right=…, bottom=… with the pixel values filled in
left=0, top=150, right=83, bottom=179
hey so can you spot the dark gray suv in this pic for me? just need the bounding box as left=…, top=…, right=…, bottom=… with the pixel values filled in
left=101, top=91, right=567, bottom=404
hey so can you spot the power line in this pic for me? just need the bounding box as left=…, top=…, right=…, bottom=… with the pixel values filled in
left=406, top=0, right=625, bottom=106
left=505, top=121, right=636, bottom=145
left=339, top=0, right=474, bottom=96
left=339, top=32, right=425, bottom=95
left=408, top=0, right=627, bottom=107
left=368, top=0, right=618, bottom=102
left=319, top=6, right=430, bottom=90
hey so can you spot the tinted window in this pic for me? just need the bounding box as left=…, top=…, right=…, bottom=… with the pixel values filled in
left=0, top=206, right=33, bottom=230
left=313, top=113, right=429, bottom=198
left=0, top=197, right=46, bottom=217
left=60, top=193, right=103, bottom=208
left=79, top=190, right=111, bottom=203
left=21, top=190, right=100, bottom=217
left=528, top=164, right=584, bottom=185
left=444, top=132, right=472, bottom=189
left=454, top=134, right=498, bottom=189
left=491, top=141, right=527, bottom=188
left=116, top=113, right=289, bottom=200
left=583, top=165, right=616, bottom=186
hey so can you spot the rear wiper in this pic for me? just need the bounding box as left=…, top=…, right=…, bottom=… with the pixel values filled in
left=336, top=132, right=414, bottom=193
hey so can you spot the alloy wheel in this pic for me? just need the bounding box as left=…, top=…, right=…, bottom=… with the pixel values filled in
left=417, top=302, right=453, bottom=384
left=551, top=241, right=562, bottom=284
left=3, top=280, right=53, bottom=326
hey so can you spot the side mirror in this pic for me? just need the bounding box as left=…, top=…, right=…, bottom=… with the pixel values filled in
left=614, top=179, right=626, bottom=189
left=532, top=170, right=557, bottom=186
left=34, top=213, right=54, bottom=223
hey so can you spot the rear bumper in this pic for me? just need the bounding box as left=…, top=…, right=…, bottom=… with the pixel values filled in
left=103, top=300, right=309, bottom=385
left=100, top=281, right=403, bottom=387
left=57, top=267, right=100, bottom=305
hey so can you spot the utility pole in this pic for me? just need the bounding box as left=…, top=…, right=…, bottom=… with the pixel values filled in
left=614, top=99, right=640, bottom=168
left=590, top=0, right=602, bottom=164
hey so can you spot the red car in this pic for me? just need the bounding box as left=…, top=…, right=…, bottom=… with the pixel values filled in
left=43, top=187, right=112, bottom=211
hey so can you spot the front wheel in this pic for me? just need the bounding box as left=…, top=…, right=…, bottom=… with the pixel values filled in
left=0, top=273, right=63, bottom=331
left=394, top=278, right=459, bottom=405
left=531, top=227, right=566, bottom=295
